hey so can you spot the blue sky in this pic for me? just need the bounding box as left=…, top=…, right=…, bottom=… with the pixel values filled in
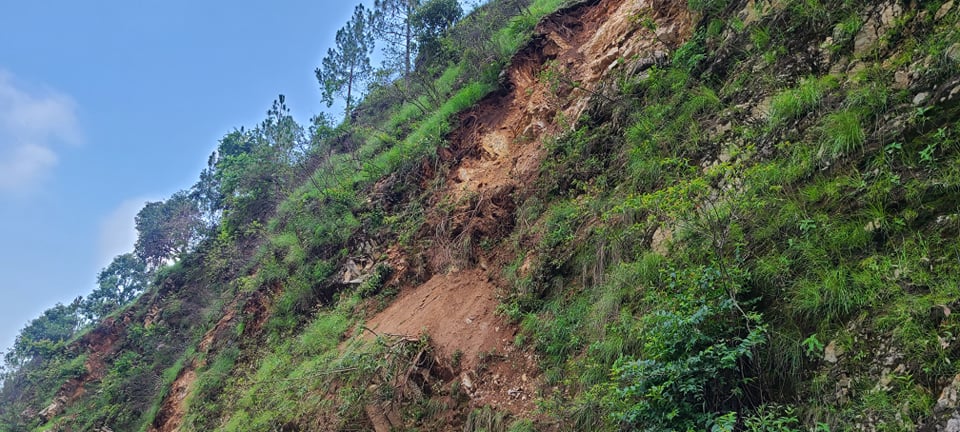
left=0, top=1, right=365, bottom=354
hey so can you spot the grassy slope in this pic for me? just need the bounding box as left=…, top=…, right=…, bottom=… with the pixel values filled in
left=12, top=0, right=960, bottom=430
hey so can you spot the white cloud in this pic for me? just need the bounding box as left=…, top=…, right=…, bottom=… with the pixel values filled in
left=97, top=197, right=152, bottom=270
left=0, top=69, right=82, bottom=193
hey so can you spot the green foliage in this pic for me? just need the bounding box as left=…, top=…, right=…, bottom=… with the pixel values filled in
left=134, top=191, right=204, bottom=268
left=84, top=253, right=148, bottom=322
left=357, top=263, right=394, bottom=298
left=768, top=75, right=839, bottom=126
left=611, top=267, right=766, bottom=431
left=821, top=109, right=865, bottom=158
left=316, top=4, right=375, bottom=116
left=412, top=0, right=464, bottom=63
left=464, top=405, right=509, bottom=432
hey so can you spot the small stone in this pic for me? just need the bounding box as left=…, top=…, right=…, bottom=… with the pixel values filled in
left=946, top=417, right=960, bottom=432
left=937, top=1, right=955, bottom=21
left=931, top=304, right=952, bottom=326
left=461, top=372, right=475, bottom=390
left=937, top=374, right=960, bottom=411
left=946, top=43, right=960, bottom=64
left=824, top=340, right=840, bottom=363
left=893, top=70, right=910, bottom=89
left=914, top=92, right=931, bottom=106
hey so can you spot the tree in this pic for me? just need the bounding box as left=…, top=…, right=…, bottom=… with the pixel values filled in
left=5, top=300, right=82, bottom=368
left=190, top=151, right=224, bottom=228
left=371, top=0, right=420, bottom=77
left=411, top=0, right=463, bottom=66
left=316, top=4, right=375, bottom=117
left=211, top=96, right=307, bottom=231
left=83, top=253, right=148, bottom=321
left=134, top=191, right=203, bottom=268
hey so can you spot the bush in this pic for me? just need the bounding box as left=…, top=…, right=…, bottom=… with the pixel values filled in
left=610, top=267, right=766, bottom=431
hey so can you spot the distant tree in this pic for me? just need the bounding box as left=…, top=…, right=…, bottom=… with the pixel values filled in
left=190, top=151, right=224, bottom=228
left=82, top=253, right=148, bottom=321
left=371, top=0, right=421, bottom=77
left=316, top=4, right=375, bottom=117
left=212, top=96, right=307, bottom=230
left=134, top=191, right=203, bottom=268
left=5, top=300, right=82, bottom=368
left=411, top=0, right=463, bottom=65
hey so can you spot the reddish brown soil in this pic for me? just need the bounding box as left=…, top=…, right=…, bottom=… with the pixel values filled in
left=366, top=269, right=513, bottom=371
left=149, top=285, right=277, bottom=432
left=141, top=0, right=696, bottom=429
left=364, top=270, right=544, bottom=418
left=149, top=369, right=197, bottom=432
left=364, top=0, right=694, bottom=423
left=428, top=0, right=692, bottom=272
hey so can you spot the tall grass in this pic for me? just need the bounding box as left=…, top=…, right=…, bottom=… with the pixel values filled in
left=768, top=75, right=839, bottom=126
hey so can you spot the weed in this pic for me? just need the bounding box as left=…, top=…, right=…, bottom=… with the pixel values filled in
left=821, top=109, right=866, bottom=158
left=769, top=75, right=839, bottom=126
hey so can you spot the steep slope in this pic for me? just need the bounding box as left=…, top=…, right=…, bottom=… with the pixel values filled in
left=7, top=0, right=960, bottom=430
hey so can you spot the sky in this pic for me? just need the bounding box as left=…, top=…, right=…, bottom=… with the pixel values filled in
left=0, top=0, right=365, bottom=355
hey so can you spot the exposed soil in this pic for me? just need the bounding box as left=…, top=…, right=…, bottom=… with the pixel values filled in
left=144, top=0, right=696, bottom=429
left=366, top=269, right=513, bottom=371
left=149, top=369, right=197, bottom=432
left=149, top=285, right=277, bottom=432
left=365, top=0, right=695, bottom=422
left=430, top=0, right=693, bottom=272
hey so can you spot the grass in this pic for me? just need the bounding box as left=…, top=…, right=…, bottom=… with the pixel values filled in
left=821, top=109, right=866, bottom=158
left=768, top=75, right=839, bottom=126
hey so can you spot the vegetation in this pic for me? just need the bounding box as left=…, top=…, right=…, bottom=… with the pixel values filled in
left=3, top=0, right=960, bottom=430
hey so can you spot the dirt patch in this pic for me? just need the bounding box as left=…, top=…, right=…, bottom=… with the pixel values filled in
left=149, top=368, right=197, bottom=432
left=364, top=269, right=544, bottom=417
left=366, top=269, right=512, bottom=371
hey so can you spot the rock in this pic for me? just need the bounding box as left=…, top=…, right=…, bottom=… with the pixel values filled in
left=824, top=340, right=841, bottom=363
left=937, top=1, right=955, bottom=21
left=931, top=304, right=953, bottom=326
left=38, top=396, right=67, bottom=421
left=947, top=417, right=960, bottom=432
left=854, top=2, right=903, bottom=56
left=894, top=69, right=911, bottom=89
left=461, top=372, right=475, bottom=391
left=946, top=43, right=960, bottom=64
left=651, top=226, right=672, bottom=255
left=19, top=407, right=38, bottom=421
left=914, top=92, right=931, bottom=106
left=938, top=374, right=960, bottom=411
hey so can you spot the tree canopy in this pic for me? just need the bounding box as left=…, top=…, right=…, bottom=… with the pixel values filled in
left=316, top=4, right=375, bottom=117
left=83, top=253, right=148, bottom=322
left=134, top=191, right=203, bottom=268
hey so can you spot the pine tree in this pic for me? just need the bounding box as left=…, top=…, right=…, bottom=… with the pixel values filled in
left=315, top=4, right=374, bottom=117
left=371, top=0, right=420, bottom=77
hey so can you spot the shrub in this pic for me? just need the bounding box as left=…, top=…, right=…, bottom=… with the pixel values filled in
left=610, top=267, right=766, bottom=431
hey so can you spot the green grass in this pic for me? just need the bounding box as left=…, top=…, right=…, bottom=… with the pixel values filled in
left=821, top=109, right=866, bottom=158
left=768, top=75, right=839, bottom=126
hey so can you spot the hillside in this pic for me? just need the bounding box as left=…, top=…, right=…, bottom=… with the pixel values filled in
left=3, top=0, right=960, bottom=430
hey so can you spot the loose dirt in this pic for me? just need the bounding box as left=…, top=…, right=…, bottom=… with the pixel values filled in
left=365, top=269, right=513, bottom=371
